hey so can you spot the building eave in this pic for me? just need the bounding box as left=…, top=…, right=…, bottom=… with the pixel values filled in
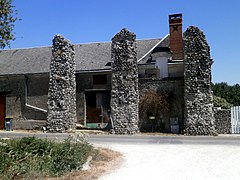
left=137, top=34, right=170, bottom=63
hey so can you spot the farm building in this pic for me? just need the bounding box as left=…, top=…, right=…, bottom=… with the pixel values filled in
left=0, top=14, right=217, bottom=135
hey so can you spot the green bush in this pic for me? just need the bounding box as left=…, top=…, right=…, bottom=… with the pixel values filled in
left=213, top=95, right=232, bottom=109
left=0, top=135, right=93, bottom=179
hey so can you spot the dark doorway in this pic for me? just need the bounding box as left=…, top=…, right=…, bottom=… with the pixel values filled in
left=85, top=91, right=110, bottom=128
left=0, top=94, right=6, bottom=129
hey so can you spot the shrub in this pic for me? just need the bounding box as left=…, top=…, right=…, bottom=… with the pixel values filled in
left=139, top=90, right=170, bottom=132
left=0, top=135, right=93, bottom=179
left=139, top=90, right=169, bottom=117
left=213, top=95, right=232, bottom=109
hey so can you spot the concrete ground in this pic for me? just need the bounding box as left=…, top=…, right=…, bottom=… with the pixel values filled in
left=99, top=144, right=240, bottom=180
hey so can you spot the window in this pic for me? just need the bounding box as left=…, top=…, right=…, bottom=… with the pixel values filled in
left=93, top=74, right=107, bottom=85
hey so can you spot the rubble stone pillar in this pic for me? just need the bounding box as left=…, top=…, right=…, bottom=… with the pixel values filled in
left=46, top=35, right=76, bottom=132
left=111, top=28, right=139, bottom=134
left=183, top=26, right=217, bottom=135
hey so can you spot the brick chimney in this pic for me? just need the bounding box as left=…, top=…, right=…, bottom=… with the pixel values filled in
left=169, top=14, right=183, bottom=60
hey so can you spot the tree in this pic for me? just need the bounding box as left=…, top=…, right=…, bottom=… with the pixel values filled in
left=0, top=0, right=19, bottom=49
left=212, top=82, right=240, bottom=106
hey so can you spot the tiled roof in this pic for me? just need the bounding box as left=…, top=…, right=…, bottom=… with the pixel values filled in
left=0, top=38, right=168, bottom=75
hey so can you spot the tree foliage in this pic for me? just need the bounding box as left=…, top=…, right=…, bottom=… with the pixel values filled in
left=212, top=82, right=240, bottom=106
left=0, top=0, right=19, bottom=49
left=213, top=95, right=232, bottom=109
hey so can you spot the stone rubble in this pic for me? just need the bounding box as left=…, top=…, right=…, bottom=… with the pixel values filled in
left=214, top=108, right=231, bottom=134
left=183, top=26, right=217, bottom=135
left=111, top=28, right=139, bottom=134
left=46, top=35, right=77, bottom=132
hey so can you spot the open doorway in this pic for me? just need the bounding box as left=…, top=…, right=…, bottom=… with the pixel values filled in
left=0, top=94, right=6, bottom=129
left=85, top=90, right=110, bottom=128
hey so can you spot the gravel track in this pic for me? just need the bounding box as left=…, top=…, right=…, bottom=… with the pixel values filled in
left=100, top=144, right=240, bottom=180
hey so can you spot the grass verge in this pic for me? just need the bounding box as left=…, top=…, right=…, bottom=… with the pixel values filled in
left=50, top=147, right=122, bottom=180
left=0, top=135, right=93, bottom=179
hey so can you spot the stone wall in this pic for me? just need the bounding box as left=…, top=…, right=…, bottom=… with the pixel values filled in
left=183, top=26, right=217, bottom=135
left=111, top=28, right=139, bottom=134
left=0, top=75, right=49, bottom=130
left=24, top=74, right=48, bottom=121
left=0, top=76, right=25, bottom=119
left=46, top=35, right=77, bottom=132
left=214, top=108, right=231, bottom=134
left=26, top=74, right=49, bottom=109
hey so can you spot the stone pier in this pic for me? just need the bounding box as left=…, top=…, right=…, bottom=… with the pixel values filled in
left=111, top=28, right=139, bottom=134
left=46, top=35, right=77, bottom=132
left=183, top=26, right=217, bottom=135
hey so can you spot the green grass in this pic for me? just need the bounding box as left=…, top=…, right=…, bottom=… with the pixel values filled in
left=0, top=135, right=93, bottom=179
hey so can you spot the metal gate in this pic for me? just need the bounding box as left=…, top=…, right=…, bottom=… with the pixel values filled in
left=231, top=106, right=240, bottom=133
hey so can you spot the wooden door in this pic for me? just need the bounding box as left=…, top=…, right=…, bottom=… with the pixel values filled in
left=0, top=94, right=5, bottom=129
left=85, top=91, right=100, bottom=123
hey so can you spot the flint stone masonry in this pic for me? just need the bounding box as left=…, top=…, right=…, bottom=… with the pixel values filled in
left=183, top=26, right=217, bottom=136
left=46, top=35, right=77, bottom=132
left=214, top=108, right=231, bottom=134
left=111, top=28, right=139, bottom=134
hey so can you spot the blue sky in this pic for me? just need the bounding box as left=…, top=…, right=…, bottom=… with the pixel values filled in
left=8, top=0, right=240, bottom=85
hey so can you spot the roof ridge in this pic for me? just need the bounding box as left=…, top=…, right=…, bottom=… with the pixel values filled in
left=75, top=38, right=162, bottom=46
left=0, top=45, right=51, bottom=51
left=1, top=38, right=163, bottom=51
